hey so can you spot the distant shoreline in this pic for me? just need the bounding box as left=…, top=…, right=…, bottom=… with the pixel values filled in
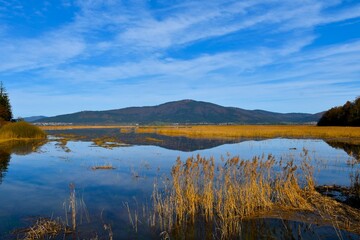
left=40, top=125, right=360, bottom=143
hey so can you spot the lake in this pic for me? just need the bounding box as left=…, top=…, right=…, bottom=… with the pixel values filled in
left=0, top=128, right=359, bottom=239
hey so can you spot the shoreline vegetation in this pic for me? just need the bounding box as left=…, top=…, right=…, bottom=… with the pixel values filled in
left=149, top=153, right=360, bottom=238
left=0, top=121, right=47, bottom=142
left=40, top=125, right=360, bottom=142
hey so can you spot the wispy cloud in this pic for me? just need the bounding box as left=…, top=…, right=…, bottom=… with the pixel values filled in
left=1, top=0, right=359, bottom=116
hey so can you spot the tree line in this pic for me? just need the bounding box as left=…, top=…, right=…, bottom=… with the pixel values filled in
left=318, top=97, right=360, bottom=126
left=0, top=82, right=12, bottom=123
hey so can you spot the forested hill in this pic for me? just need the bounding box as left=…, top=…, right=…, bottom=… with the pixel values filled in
left=318, top=97, right=360, bottom=126
left=36, top=100, right=323, bottom=125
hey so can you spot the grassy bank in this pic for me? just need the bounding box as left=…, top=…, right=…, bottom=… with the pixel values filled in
left=0, top=121, right=47, bottom=141
left=136, top=125, right=360, bottom=141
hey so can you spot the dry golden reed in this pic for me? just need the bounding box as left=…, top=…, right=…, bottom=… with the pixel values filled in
left=13, top=217, right=69, bottom=240
left=136, top=125, right=360, bottom=141
left=151, top=152, right=360, bottom=238
left=0, top=121, right=46, bottom=141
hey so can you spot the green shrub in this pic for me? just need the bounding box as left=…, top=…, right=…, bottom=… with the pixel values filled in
left=0, top=122, right=46, bottom=139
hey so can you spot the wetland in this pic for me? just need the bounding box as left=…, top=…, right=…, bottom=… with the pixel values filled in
left=0, top=127, right=359, bottom=239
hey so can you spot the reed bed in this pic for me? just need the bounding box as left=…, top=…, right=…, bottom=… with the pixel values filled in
left=91, top=164, right=115, bottom=170
left=136, top=125, right=360, bottom=141
left=92, top=137, right=128, bottom=149
left=151, top=152, right=360, bottom=238
left=0, top=121, right=46, bottom=140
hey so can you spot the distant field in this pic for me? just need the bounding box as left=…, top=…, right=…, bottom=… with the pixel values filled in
left=40, top=125, right=360, bottom=142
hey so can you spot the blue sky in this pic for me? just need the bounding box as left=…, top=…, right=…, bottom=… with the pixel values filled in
left=1, top=0, right=360, bottom=117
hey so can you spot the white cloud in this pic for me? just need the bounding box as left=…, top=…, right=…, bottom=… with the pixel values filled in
left=2, top=0, right=360, bottom=115
left=0, top=36, right=85, bottom=72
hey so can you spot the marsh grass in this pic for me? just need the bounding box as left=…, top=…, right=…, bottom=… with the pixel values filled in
left=150, top=152, right=360, bottom=238
left=0, top=122, right=46, bottom=140
left=136, top=125, right=360, bottom=142
left=144, top=137, right=163, bottom=143
left=91, top=163, right=115, bottom=170
left=92, top=137, right=129, bottom=149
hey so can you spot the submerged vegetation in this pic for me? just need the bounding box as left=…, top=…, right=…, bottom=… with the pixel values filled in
left=150, top=153, right=360, bottom=238
left=0, top=121, right=46, bottom=140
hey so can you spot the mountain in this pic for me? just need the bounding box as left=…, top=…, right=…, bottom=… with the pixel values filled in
left=24, top=116, right=47, bottom=122
left=36, top=100, right=323, bottom=125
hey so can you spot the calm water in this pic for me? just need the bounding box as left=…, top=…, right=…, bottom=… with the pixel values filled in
left=0, top=129, right=359, bottom=239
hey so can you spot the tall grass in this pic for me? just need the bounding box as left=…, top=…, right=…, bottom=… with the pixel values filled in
left=151, top=152, right=360, bottom=238
left=0, top=121, right=47, bottom=140
left=136, top=125, right=360, bottom=141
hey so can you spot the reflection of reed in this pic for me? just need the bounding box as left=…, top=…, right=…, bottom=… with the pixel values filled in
left=0, top=139, right=47, bottom=155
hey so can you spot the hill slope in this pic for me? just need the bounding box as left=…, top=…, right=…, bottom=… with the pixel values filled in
left=37, top=100, right=322, bottom=125
left=24, top=116, right=47, bottom=122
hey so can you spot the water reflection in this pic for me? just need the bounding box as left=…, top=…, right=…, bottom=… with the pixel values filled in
left=0, top=150, right=10, bottom=184
left=0, top=140, right=46, bottom=184
left=47, top=128, right=242, bottom=151
left=326, top=140, right=360, bottom=163
left=167, top=217, right=358, bottom=240
left=47, top=128, right=360, bottom=156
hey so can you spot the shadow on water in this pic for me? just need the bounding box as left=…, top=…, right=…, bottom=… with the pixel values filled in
left=0, top=140, right=47, bottom=184
left=47, top=128, right=245, bottom=152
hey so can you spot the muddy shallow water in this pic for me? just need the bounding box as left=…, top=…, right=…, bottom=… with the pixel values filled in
left=0, top=129, right=359, bottom=239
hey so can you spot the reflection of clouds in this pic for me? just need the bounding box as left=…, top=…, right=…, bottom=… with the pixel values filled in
left=0, top=140, right=47, bottom=184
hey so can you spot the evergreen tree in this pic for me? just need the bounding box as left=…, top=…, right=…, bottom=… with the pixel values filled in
left=0, top=82, right=13, bottom=122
